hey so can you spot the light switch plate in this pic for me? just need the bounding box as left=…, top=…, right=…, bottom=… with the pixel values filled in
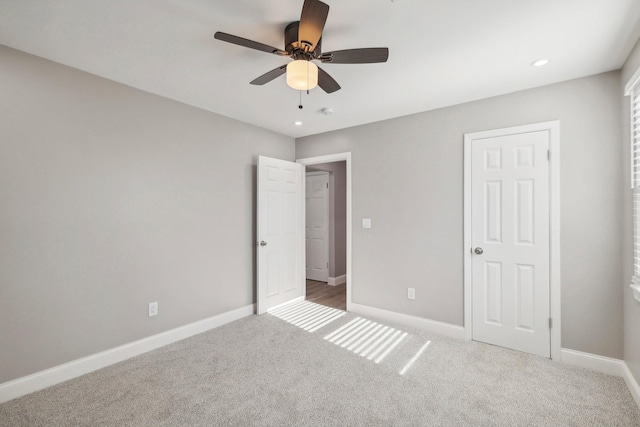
left=362, top=218, right=372, bottom=229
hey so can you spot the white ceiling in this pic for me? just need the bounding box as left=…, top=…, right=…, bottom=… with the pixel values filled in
left=1, top=0, right=640, bottom=138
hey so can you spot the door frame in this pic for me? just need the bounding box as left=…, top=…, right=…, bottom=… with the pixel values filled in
left=297, top=152, right=352, bottom=311
left=463, top=121, right=561, bottom=360
left=305, top=170, right=330, bottom=282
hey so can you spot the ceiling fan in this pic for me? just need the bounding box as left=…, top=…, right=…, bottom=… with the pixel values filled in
left=214, top=0, right=389, bottom=94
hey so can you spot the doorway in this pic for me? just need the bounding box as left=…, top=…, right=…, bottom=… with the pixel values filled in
left=297, top=153, right=352, bottom=311
left=304, top=163, right=347, bottom=310
left=463, top=121, right=560, bottom=360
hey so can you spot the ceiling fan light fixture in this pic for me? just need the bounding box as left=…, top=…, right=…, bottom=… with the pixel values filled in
left=286, top=60, right=318, bottom=90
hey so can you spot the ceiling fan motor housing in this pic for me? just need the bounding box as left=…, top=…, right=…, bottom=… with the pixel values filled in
left=285, top=21, right=321, bottom=60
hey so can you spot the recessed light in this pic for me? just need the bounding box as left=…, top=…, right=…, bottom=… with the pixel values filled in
left=294, top=121, right=303, bottom=126
left=531, top=59, right=549, bottom=67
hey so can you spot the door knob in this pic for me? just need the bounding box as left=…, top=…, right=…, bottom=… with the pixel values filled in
left=474, top=247, right=483, bottom=255
left=259, top=241, right=267, bottom=247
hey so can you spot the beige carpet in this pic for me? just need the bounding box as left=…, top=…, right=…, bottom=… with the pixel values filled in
left=1, top=301, right=639, bottom=426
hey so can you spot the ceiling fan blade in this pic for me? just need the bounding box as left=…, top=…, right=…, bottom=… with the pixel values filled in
left=298, top=0, right=329, bottom=52
left=319, top=48, right=389, bottom=64
left=214, top=32, right=287, bottom=56
left=317, top=67, right=341, bottom=93
left=250, top=65, right=288, bottom=85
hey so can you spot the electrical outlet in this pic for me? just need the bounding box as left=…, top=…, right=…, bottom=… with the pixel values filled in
left=149, top=302, right=158, bottom=317
left=408, top=288, right=415, bottom=300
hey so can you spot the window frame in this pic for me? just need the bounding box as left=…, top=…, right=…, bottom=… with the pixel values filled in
left=626, top=66, right=640, bottom=302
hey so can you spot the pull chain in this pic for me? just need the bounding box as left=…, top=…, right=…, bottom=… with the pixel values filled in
left=297, top=61, right=312, bottom=109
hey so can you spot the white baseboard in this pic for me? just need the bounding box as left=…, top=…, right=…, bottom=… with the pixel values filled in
left=560, top=348, right=624, bottom=377
left=349, top=303, right=465, bottom=340
left=0, top=304, right=255, bottom=404
left=560, top=349, right=640, bottom=409
left=622, top=362, right=640, bottom=408
left=327, top=274, right=346, bottom=286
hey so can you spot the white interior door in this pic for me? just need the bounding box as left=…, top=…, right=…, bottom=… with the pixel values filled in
left=257, top=156, right=304, bottom=315
left=305, top=172, right=329, bottom=282
left=470, top=129, right=550, bottom=357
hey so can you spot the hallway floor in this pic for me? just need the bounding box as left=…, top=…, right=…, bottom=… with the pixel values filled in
left=305, top=279, right=346, bottom=310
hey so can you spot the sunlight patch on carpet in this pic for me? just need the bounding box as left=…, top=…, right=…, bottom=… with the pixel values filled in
left=323, top=317, right=410, bottom=364
left=269, top=301, right=345, bottom=332
left=399, top=340, right=431, bottom=375
left=270, top=302, right=432, bottom=374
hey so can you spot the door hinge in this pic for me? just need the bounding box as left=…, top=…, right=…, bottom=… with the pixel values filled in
left=547, top=150, right=550, bottom=161
left=326, top=183, right=329, bottom=188
left=549, top=318, right=552, bottom=329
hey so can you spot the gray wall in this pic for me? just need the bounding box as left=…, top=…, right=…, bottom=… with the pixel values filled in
left=622, top=37, right=640, bottom=382
left=296, top=71, right=624, bottom=358
left=0, top=46, right=294, bottom=383
left=307, top=162, right=347, bottom=278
